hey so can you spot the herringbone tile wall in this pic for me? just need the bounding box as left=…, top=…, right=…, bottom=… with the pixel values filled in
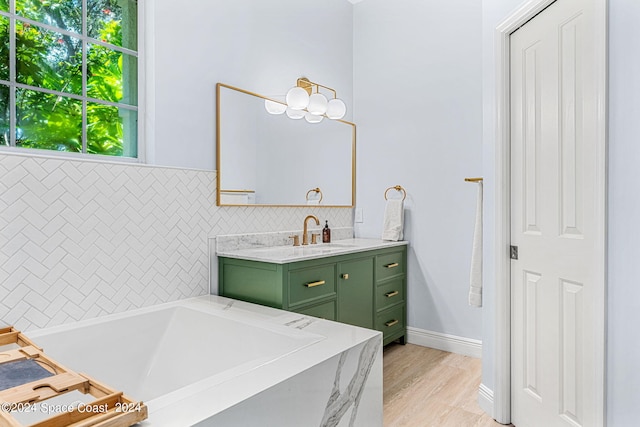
left=0, top=154, right=352, bottom=331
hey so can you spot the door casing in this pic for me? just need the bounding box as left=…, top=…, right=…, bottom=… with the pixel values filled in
left=491, top=0, right=607, bottom=424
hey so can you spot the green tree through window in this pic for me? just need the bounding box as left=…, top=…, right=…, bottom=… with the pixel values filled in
left=0, top=0, right=138, bottom=158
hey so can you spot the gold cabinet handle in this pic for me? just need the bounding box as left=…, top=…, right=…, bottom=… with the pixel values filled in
left=385, top=262, right=399, bottom=269
left=385, top=290, right=399, bottom=298
left=305, top=280, right=326, bottom=288
left=341, top=273, right=349, bottom=280
left=385, top=319, right=399, bottom=327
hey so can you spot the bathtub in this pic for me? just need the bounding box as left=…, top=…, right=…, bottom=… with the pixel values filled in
left=22, top=296, right=383, bottom=426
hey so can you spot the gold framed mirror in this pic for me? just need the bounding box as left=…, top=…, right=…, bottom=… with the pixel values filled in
left=216, top=83, right=355, bottom=207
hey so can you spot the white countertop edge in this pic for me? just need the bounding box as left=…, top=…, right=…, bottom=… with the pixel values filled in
left=216, top=238, right=409, bottom=264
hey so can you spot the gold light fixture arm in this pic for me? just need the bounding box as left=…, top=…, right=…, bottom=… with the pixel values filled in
left=297, top=77, right=338, bottom=99
left=464, top=177, right=483, bottom=183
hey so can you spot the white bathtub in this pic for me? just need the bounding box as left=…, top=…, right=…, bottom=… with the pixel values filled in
left=23, top=296, right=382, bottom=426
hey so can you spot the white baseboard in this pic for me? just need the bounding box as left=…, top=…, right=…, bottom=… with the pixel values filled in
left=406, top=326, right=482, bottom=358
left=478, top=383, right=494, bottom=419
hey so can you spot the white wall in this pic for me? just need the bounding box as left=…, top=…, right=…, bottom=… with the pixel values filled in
left=482, top=0, right=640, bottom=423
left=353, top=0, right=484, bottom=340
left=606, top=1, right=640, bottom=424
left=150, top=0, right=354, bottom=171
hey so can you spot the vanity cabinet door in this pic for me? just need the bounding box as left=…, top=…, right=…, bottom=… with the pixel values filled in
left=219, top=258, right=283, bottom=308
left=337, top=258, right=374, bottom=329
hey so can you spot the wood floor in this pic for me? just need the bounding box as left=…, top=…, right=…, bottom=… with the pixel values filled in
left=383, top=343, right=511, bottom=427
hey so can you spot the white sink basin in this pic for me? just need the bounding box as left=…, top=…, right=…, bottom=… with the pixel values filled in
left=321, top=243, right=358, bottom=248
left=242, top=243, right=354, bottom=259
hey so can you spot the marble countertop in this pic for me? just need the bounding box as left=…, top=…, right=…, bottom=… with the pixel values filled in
left=216, top=238, right=408, bottom=264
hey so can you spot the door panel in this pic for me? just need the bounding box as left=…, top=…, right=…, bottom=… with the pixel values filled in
left=510, top=0, right=601, bottom=426
left=337, top=258, right=373, bottom=329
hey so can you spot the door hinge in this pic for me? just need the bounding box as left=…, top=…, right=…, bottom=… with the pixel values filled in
left=510, top=245, right=518, bottom=260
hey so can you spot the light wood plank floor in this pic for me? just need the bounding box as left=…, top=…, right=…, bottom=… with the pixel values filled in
left=384, top=343, right=512, bottom=427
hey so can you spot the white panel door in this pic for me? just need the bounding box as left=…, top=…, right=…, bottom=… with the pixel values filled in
left=510, top=0, right=603, bottom=426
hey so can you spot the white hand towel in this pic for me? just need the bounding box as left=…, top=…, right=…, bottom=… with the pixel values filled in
left=381, top=199, right=404, bottom=241
left=468, top=182, right=483, bottom=307
left=306, top=199, right=320, bottom=205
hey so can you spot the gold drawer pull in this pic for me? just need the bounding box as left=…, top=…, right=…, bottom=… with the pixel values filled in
left=305, top=280, right=326, bottom=288
left=385, top=319, right=399, bottom=327
left=342, top=273, right=349, bottom=280
left=385, top=262, right=400, bottom=269
left=385, top=290, right=399, bottom=298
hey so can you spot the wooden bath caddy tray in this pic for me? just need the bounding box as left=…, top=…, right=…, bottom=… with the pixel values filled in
left=0, top=327, right=147, bottom=427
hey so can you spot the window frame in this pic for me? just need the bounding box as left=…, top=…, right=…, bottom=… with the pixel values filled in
left=0, top=0, right=144, bottom=162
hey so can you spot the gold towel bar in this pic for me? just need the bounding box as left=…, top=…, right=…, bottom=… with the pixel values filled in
left=384, top=185, right=407, bottom=201
left=464, top=177, right=483, bottom=183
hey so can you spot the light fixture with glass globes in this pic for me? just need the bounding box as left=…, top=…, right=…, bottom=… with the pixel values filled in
left=263, top=77, right=347, bottom=123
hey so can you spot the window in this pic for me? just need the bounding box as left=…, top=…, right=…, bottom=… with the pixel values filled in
left=0, top=0, right=139, bottom=158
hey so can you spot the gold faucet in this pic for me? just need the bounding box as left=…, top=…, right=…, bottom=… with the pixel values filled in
left=302, top=215, right=320, bottom=245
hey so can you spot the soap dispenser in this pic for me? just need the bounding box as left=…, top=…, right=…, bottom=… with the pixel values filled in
left=322, top=220, right=331, bottom=243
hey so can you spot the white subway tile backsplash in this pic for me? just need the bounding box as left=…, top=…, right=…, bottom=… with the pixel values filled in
left=0, top=153, right=352, bottom=330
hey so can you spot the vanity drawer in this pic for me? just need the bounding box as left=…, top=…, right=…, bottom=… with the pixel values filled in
left=288, top=264, right=336, bottom=307
left=375, top=304, right=405, bottom=338
left=293, top=299, right=336, bottom=321
left=376, top=278, right=405, bottom=312
left=376, top=251, right=405, bottom=281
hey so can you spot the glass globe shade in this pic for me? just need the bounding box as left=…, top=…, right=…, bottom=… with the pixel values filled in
left=264, top=99, right=286, bottom=115
left=285, top=87, right=309, bottom=110
left=307, top=93, right=328, bottom=115
left=326, top=98, right=347, bottom=120
left=305, top=112, right=324, bottom=123
left=286, top=107, right=305, bottom=120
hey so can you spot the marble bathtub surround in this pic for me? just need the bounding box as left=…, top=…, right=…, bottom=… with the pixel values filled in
left=26, top=296, right=383, bottom=426
left=216, top=227, right=354, bottom=253
left=321, top=338, right=381, bottom=427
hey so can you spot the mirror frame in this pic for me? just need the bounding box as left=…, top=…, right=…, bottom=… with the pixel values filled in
left=216, top=83, right=356, bottom=208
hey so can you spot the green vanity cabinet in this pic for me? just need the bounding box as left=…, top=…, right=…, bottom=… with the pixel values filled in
left=219, top=244, right=407, bottom=346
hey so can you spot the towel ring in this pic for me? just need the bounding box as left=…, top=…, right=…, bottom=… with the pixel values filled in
left=306, top=187, right=323, bottom=203
left=384, top=185, right=406, bottom=201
